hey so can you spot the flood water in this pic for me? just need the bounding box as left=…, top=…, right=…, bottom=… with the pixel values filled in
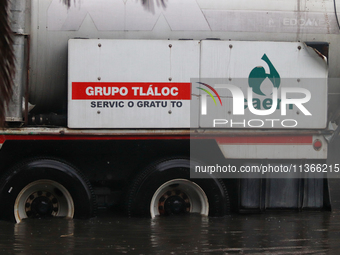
left=1, top=207, right=340, bottom=254
left=2, top=141, right=340, bottom=254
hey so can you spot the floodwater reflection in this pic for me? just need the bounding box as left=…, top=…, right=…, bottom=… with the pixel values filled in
left=0, top=210, right=339, bottom=254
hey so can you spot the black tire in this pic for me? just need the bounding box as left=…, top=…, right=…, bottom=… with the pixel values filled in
left=126, top=158, right=230, bottom=217
left=0, top=158, right=96, bottom=222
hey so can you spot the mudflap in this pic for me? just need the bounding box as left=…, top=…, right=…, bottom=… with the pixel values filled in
left=238, top=177, right=331, bottom=212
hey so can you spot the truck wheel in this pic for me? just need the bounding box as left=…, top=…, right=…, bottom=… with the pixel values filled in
left=0, top=158, right=96, bottom=223
left=126, top=159, right=230, bottom=217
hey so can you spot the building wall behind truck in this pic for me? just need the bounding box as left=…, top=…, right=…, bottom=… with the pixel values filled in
left=28, top=0, right=340, bottom=119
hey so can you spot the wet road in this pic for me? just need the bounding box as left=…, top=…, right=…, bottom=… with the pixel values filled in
left=1, top=141, right=340, bottom=254
left=1, top=208, right=340, bottom=254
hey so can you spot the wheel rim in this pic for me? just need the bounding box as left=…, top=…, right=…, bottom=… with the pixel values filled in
left=14, top=180, right=74, bottom=223
left=150, top=179, right=209, bottom=218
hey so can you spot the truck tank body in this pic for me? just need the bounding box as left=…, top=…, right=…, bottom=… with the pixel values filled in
left=28, top=0, right=340, bottom=120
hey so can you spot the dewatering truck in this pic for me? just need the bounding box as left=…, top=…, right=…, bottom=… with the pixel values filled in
left=1, top=0, right=339, bottom=222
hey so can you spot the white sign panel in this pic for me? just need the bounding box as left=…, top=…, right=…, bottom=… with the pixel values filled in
left=198, top=41, right=328, bottom=129
left=68, top=39, right=328, bottom=129
left=68, top=39, right=200, bottom=128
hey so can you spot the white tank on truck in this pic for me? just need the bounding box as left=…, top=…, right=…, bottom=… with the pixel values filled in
left=0, top=0, right=338, bottom=222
